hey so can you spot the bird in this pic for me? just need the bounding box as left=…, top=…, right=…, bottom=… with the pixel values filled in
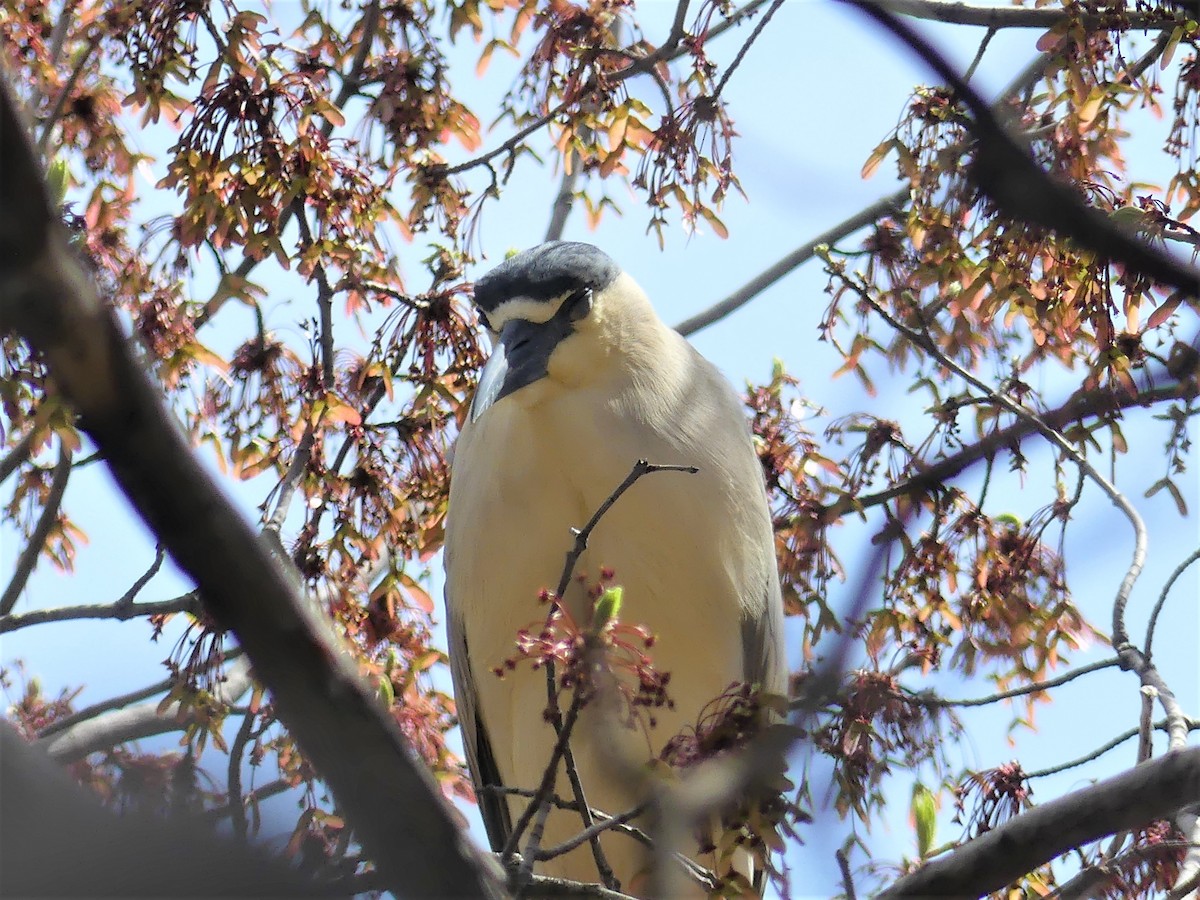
left=444, top=241, right=786, bottom=894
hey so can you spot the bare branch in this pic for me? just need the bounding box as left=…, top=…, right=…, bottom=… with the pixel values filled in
left=1146, top=545, right=1200, bottom=661
left=263, top=422, right=315, bottom=538
left=675, top=191, right=905, bottom=337
left=0, top=590, right=197, bottom=635
left=878, top=747, right=1200, bottom=898
left=0, top=444, right=71, bottom=616
left=878, top=0, right=1188, bottom=29
left=544, top=162, right=580, bottom=243
left=227, top=710, right=257, bottom=842
left=37, top=34, right=100, bottom=155
left=909, top=657, right=1121, bottom=708
left=0, top=78, right=504, bottom=900
left=711, top=0, right=785, bottom=101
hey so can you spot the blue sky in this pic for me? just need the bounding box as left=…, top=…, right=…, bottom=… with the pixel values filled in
left=2, top=2, right=1196, bottom=896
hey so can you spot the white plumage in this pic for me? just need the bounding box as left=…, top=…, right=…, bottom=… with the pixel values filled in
left=445, top=243, right=785, bottom=893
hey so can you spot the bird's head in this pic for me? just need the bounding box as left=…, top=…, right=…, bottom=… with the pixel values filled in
left=468, top=242, right=658, bottom=422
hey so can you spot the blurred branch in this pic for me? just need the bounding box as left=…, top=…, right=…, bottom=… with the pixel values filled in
left=1053, top=839, right=1198, bottom=900
left=36, top=674, right=174, bottom=739
left=878, top=747, right=1200, bottom=898
left=1, top=722, right=329, bottom=897
left=0, top=77, right=504, bottom=900
left=0, top=425, right=37, bottom=485
left=40, top=657, right=254, bottom=762
left=878, top=0, right=1187, bottom=28
left=0, top=444, right=71, bottom=616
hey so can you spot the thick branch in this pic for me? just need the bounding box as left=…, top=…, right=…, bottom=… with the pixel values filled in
left=879, top=747, right=1200, bottom=898
left=0, top=78, right=503, bottom=900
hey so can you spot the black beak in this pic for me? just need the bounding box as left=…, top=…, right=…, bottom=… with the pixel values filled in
left=470, top=316, right=571, bottom=423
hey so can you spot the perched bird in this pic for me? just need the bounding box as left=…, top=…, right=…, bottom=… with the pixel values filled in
left=444, top=242, right=786, bottom=893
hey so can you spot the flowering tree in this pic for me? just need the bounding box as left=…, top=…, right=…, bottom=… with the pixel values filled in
left=1, top=0, right=1198, bottom=897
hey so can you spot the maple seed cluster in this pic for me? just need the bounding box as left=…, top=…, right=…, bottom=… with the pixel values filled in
left=492, top=569, right=674, bottom=728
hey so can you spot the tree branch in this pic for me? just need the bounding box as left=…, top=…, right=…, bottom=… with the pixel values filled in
left=0, top=590, right=198, bottom=635
left=0, top=425, right=38, bottom=485
left=674, top=191, right=905, bottom=336
left=909, top=657, right=1121, bottom=708
left=878, top=0, right=1188, bottom=29
left=830, top=381, right=1191, bottom=520
left=1145, top=545, right=1200, bottom=661
left=879, top=747, right=1200, bottom=898
left=0, top=443, right=71, bottom=616
left=0, top=77, right=504, bottom=900
left=40, top=657, right=254, bottom=762
left=843, top=0, right=1200, bottom=298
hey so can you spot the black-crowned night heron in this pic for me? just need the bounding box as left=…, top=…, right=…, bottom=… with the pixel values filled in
left=445, top=242, right=786, bottom=892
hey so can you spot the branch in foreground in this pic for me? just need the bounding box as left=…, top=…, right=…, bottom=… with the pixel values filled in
left=1, top=722, right=329, bottom=897
left=0, top=78, right=504, bottom=900
left=879, top=747, right=1200, bottom=898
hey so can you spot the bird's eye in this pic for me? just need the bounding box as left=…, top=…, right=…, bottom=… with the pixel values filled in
left=564, top=288, right=592, bottom=322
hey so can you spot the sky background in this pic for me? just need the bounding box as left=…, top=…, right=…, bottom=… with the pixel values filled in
left=2, top=2, right=1196, bottom=896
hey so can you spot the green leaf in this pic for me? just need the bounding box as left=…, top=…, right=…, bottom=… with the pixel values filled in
left=911, top=783, right=937, bottom=857
left=592, top=586, right=623, bottom=630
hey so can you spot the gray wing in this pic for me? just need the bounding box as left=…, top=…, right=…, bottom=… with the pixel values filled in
left=447, top=601, right=512, bottom=852
left=741, top=564, right=788, bottom=697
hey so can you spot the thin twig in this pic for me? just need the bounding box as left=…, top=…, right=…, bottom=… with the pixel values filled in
left=535, top=805, right=647, bottom=862
left=0, top=445, right=72, bottom=616
left=908, top=657, right=1121, bottom=708
left=37, top=34, right=101, bottom=155
left=1145, top=545, right=1200, bottom=661
left=292, top=203, right=336, bottom=387
left=711, top=0, right=785, bottom=100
